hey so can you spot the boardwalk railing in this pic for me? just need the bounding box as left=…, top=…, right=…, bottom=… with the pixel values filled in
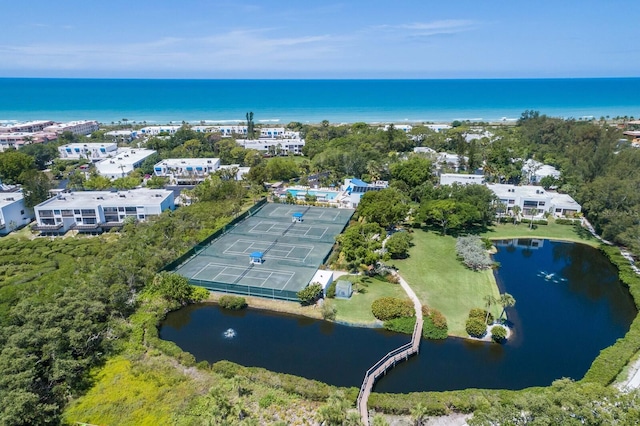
left=356, top=308, right=423, bottom=424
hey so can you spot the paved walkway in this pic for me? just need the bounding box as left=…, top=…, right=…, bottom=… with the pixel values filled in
left=357, top=271, right=423, bottom=425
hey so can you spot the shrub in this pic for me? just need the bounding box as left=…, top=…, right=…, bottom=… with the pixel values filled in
left=384, top=316, right=416, bottom=334
left=326, top=281, right=337, bottom=298
left=218, top=295, right=247, bottom=310
left=520, top=219, right=548, bottom=225
left=297, top=283, right=323, bottom=305
left=555, top=218, right=581, bottom=225
left=371, top=297, right=415, bottom=321
left=466, top=317, right=487, bottom=338
left=321, top=301, right=337, bottom=321
left=469, top=308, right=494, bottom=324
left=456, top=236, right=494, bottom=271
left=422, top=307, right=448, bottom=339
left=491, top=325, right=507, bottom=343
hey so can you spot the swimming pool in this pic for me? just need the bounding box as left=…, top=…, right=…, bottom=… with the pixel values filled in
left=286, top=189, right=339, bottom=200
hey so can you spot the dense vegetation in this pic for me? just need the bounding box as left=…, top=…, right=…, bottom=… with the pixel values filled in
left=3, top=115, right=640, bottom=423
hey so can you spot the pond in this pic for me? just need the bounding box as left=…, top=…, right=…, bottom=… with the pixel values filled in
left=160, top=240, right=637, bottom=392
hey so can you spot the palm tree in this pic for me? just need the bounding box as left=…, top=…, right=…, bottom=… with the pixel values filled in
left=512, top=205, right=521, bottom=224
left=484, top=294, right=497, bottom=324
left=498, top=293, right=516, bottom=321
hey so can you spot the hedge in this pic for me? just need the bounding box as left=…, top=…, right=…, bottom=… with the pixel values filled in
left=555, top=218, right=581, bottom=225
left=326, top=281, right=337, bottom=298
left=218, top=295, right=247, bottom=310
left=491, top=325, right=507, bottom=343
left=469, top=308, right=493, bottom=325
left=466, top=317, right=487, bottom=338
left=371, top=297, right=415, bottom=321
left=384, top=316, right=416, bottom=334
left=422, top=306, right=448, bottom=339
left=582, top=245, right=640, bottom=385
left=519, top=218, right=549, bottom=225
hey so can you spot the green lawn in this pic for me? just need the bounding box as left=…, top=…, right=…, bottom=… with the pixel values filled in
left=392, top=230, right=501, bottom=337
left=332, top=275, right=408, bottom=325
left=480, top=220, right=598, bottom=247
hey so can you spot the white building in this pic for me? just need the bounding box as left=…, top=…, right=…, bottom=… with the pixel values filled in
left=384, top=124, right=413, bottom=133
left=95, top=148, right=157, bottom=179
left=310, top=269, right=334, bottom=296
left=32, top=188, right=175, bottom=234
left=219, top=164, right=251, bottom=181
left=413, top=146, right=437, bottom=155
left=440, top=173, right=485, bottom=186
left=58, top=143, right=119, bottom=161
left=44, top=120, right=99, bottom=136
left=522, top=159, right=561, bottom=184
left=0, top=120, right=56, bottom=133
left=340, top=178, right=389, bottom=208
left=487, top=184, right=581, bottom=218
left=138, top=125, right=181, bottom=136
left=105, top=130, right=137, bottom=142
left=213, top=125, right=248, bottom=137
left=0, top=132, right=58, bottom=151
left=236, top=138, right=305, bottom=155
left=153, top=158, right=221, bottom=185
left=437, top=152, right=468, bottom=171
left=0, top=192, right=33, bottom=235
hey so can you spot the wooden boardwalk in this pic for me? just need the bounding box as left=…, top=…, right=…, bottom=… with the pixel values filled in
left=357, top=272, right=423, bottom=425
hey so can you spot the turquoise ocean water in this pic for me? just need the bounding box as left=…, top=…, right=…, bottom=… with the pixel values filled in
left=1, top=78, right=639, bottom=124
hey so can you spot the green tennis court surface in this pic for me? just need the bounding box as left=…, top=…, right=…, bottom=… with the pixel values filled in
left=170, top=203, right=354, bottom=300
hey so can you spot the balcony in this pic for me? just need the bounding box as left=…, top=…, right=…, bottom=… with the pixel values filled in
left=32, top=222, right=64, bottom=231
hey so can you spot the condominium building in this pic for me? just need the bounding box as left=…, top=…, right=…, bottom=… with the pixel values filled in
left=440, top=173, right=485, bottom=186
left=153, top=158, right=221, bottom=185
left=44, top=120, right=99, bottom=136
left=340, top=178, right=389, bottom=208
left=487, top=184, right=581, bottom=218
left=0, top=192, right=33, bottom=235
left=58, top=143, right=119, bottom=161
left=236, top=138, right=305, bottom=155
left=138, top=125, right=182, bottom=136
left=32, top=188, right=175, bottom=235
left=0, top=132, right=58, bottom=151
left=0, top=120, right=56, bottom=133
left=95, top=148, right=157, bottom=179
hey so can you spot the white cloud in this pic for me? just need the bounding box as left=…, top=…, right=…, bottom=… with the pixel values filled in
left=375, top=19, right=478, bottom=37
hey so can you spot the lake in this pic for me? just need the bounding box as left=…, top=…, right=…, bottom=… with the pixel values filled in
left=160, top=240, right=637, bottom=392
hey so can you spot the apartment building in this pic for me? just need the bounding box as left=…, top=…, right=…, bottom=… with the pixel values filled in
left=440, top=173, right=485, bottom=186
left=58, top=143, right=119, bottom=161
left=487, top=184, right=581, bottom=218
left=95, top=148, right=157, bottom=179
left=0, top=192, right=33, bottom=235
left=0, top=132, right=58, bottom=151
left=44, top=120, right=99, bottom=136
left=153, top=158, right=221, bottom=185
left=236, top=138, right=305, bottom=155
left=0, top=120, right=56, bottom=133
left=33, top=188, right=175, bottom=235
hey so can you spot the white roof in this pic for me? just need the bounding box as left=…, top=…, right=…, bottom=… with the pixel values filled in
left=487, top=184, right=550, bottom=199
left=311, top=269, right=333, bottom=288
left=549, top=192, right=581, bottom=209
left=35, top=189, right=173, bottom=210
left=155, top=158, right=220, bottom=168
left=95, top=148, right=156, bottom=176
left=0, top=192, right=24, bottom=208
left=60, top=142, right=117, bottom=150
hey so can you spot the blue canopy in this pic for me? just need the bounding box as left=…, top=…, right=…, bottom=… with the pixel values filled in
left=250, top=251, right=264, bottom=258
left=292, top=212, right=304, bottom=218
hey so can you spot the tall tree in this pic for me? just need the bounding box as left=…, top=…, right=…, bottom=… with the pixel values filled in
left=357, top=188, right=409, bottom=229
left=19, top=170, right=51, bottom=208
left=498, top=293, right=516, bottom=320
left=246, top=111, right=255, bottom=140
left=0, top=150, right=35, bottom=184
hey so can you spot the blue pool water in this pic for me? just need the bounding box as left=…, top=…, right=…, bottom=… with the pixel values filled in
left=286, top=189, right=339, bottom=200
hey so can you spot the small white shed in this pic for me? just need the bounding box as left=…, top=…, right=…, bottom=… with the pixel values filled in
left=310, top=270, right=334, bottom=296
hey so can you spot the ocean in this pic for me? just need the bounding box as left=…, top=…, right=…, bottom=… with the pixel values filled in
left=1, top=78, right=639, bottom=124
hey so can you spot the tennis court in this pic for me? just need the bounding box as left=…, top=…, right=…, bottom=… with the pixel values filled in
left=169, top=203, right=354, bottom=301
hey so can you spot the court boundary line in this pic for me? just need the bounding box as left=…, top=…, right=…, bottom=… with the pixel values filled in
left=191, top=262, right=295, bottom=290
left=222, top=239, right=315, bottom=263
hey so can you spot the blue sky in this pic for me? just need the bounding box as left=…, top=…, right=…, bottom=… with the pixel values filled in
left=0, top=0, right=637, bottom=78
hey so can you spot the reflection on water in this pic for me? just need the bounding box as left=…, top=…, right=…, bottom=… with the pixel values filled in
left=161, top=241, right=636, bottom=393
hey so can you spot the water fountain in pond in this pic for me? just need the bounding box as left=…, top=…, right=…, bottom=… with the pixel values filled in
left=223, top=328, right=236, bottom=339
